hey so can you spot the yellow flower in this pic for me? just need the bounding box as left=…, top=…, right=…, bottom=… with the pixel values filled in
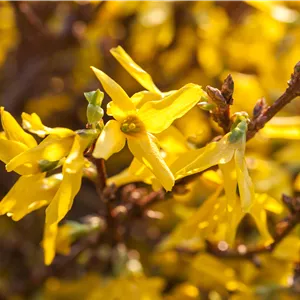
left=0, top=108, right=98, bottom=265
left=0, top=107, right=37, bottom=174
left=91, top=50, right=205, bottom=191
left=107, top=126, right=189, bottom=190
left=42, top=133, right=92, bottom=265
left=0, top=173, right=62, bottom=221
left=159, top=188, right=281, bottom=251
left=4, top=112, right=76, bottom=175
left=102, top=48, right=199, bottom=190
left=22, top=111, right=74, bottom=138
left=110, top=46, right=162, bottom=95
left=171, top=119, right=255, bottom=211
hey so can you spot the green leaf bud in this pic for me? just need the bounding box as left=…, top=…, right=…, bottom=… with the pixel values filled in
left=84, top=89, right=104, bottom=106
left=87, top=103, right=104, bottom=124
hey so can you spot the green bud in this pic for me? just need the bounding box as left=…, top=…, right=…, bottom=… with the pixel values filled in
left=87, top=103, right=104, bottom=124
left=198, top=101, right=216, bottom=111
left=230, top=112, right=249, bottom=131
left=84, top=90, right=104, bottom=125
left=228, top=119, right=247, bottom=144
left=84, top=89, right=104, bottom=106
left=38, top=159, right=60, bottom=173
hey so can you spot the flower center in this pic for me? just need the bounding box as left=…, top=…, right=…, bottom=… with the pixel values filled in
left=120, top=115, right=145, bottom=136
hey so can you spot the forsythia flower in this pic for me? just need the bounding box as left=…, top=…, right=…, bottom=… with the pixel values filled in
left=0, top=108, right=98, bottom=265
left=0, top=173, right=62, bottom=221
left=219, top=119, right=255, bottom=212
left=171, top=118, right=255, bottom=211
left=42, top=133, right=93, bottom=265
left=105, top=47, right=196, bottom=189
left=0, top=107, right=38, bottom=174
left=91, top=48, right=205, bottom=191
left=107, top=126, right=189, bottom=190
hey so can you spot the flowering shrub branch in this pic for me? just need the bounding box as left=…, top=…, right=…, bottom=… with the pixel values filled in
left=0, top=45, right=299, bottom=298
left=247, top=61, right=300, bottom=140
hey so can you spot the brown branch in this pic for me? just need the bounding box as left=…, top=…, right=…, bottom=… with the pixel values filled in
left=93, top=158, right=107, bottom=201
left=247, top=61, right=300, bottom=140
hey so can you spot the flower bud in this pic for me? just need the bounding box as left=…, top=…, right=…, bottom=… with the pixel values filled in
left=87, top=103, right=104, bottom=124
left=228, top=119, right=248, bottom=143
left=84, top=89, right=104, bottom=125
left=84, top=89, right=104, bottom=106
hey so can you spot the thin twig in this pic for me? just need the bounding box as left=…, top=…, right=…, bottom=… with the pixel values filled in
left=93, top=158, right=107, bottom=202
left=247, top=61, right=300, bottom=140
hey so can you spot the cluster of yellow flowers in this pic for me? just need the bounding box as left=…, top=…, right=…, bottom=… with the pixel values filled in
left=0, top=47, right=265, bottom=266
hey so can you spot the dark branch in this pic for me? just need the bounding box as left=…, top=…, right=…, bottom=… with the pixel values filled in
left=247, top=61, right=300, bottom=140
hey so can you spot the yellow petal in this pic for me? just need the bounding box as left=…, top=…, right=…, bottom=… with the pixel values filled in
left=108, top=157, right=155, bottom=187
left=0, top=107, right=37, bottom=148
left=106, top=102, right=126, bottom=120
left=43, top=135, right=86, bottom=265
left=272, top=235, right=300, bottom=261
left=138, top=83, right=205, bottom=133
left=55, top=224, right=73, bottom=255
left=110, top=46, right=161, bottom=94
left=159, top=187, right=223, bottom=251
left=155, top=125, right=189, bottom=155
left=43, top=223, right=58, bottom=266
left=234, top=148, right=255, bottom=212
left=0, top=131, right=7, bottom=140
left=107, top=167, right=140, bottom=187
left=127, top=133, right=174, bottom=191
left=0, top=139, right=33, bottom=174
left=218, top=159, right=242, bottom=246
left=262, top=116, right=300, bottom=140
left=0, top=173, right=62, bottom=221
left=219, top=160, right=237, bottom=213
left=22, top=112, right=74, bottom=138
left=93, top=120, right=126, bottom=159
left=131, top=91, right=163, bottom=109
left=174, top=107, right=211, bottom=146
left=171, top=135, right=235, bottom=180
left=248, top=194, right=274, bottom=246
left=261, top=193, right=283, bottom=214
left=90, top=67, right=136, bottom=117
left=128, top=157, right=154, bottom=178
left=6, top=135, right=74, bottom=175
left=0, top=138, right=28, bottom=163
left=189, top=253, right=241, bottom=290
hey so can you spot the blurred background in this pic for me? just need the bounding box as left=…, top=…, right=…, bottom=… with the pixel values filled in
left=0, top=1, right=300, bottom=299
